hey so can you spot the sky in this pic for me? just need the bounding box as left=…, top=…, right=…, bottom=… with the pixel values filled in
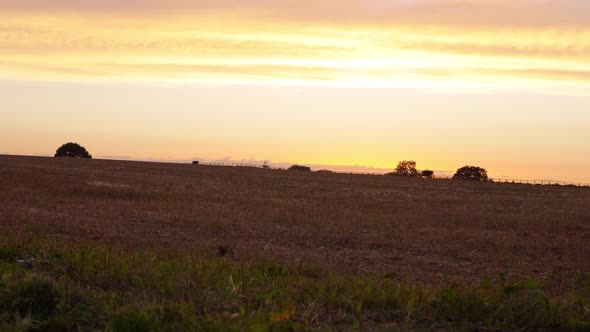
left=1, top=0, right=589, bottom=182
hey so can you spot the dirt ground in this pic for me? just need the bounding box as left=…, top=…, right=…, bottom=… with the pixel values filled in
left=1, top=155, right=589, bottom=287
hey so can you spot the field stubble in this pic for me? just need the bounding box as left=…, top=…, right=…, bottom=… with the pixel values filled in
left=1, top=155, right=590, bottom=290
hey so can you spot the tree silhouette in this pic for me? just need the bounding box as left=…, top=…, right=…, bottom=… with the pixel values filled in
left=391, top=160, right=418, bottom=177
left=452, top=166, right=488, bottom=181
left=54, top=143, right=92, bottom=159
left=288, top=165, right=311, bottom=172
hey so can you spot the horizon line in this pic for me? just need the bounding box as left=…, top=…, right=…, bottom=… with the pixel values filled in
left=2, top=153, right=588, bottom=186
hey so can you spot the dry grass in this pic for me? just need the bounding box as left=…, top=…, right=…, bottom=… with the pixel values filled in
left=1, top=155, right=589, bottom=290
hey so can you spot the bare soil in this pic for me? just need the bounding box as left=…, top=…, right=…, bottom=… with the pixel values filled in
left=1, top=155, right=589, bottom=287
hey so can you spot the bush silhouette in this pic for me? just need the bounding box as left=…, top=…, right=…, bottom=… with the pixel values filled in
left=54, top=142, right=92, bottom=159
left=390, top=160, right=418, bottom=177
left=288, top=165, right=311, bottom=172
left=316, top=169, right=334, bottom=174
left=421, top=170, right=434, bottom=178
left=452, top=166, right=488, bottom=181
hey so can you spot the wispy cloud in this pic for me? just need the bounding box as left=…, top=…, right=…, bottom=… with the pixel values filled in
left=1, top=1, right=589, bottom=93
left=3, top=1, right=590, bottom=28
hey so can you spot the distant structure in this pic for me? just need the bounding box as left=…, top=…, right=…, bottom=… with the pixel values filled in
left=192, top=161, right=199, bottom=165
left=262, top=161, right=270, bottom=169
left=421, top=170, right=434, bottom=178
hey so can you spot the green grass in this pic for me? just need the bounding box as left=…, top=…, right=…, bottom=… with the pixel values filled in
left=0, top=240, right=589, bottom=331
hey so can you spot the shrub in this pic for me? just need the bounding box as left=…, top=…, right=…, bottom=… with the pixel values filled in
left=288, top=165, right=311, bottom=172
left=452, top=166, right=488, bottom=181
left=54, top=143, right=92, bottom=159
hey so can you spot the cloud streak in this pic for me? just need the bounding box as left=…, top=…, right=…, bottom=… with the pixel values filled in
left=3, top=1, right=590, bottom=28
left=1, top=1, right=589, bottom=93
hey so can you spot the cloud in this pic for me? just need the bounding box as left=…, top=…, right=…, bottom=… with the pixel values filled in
left=2, top=0, right=590, bottom=28
left=393, top=36, right=590, bottom=61
left=1, top=2, right=589, bottom=93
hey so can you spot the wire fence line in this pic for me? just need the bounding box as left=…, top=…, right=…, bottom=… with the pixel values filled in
left=480, top=177, right=589, bottom=187
left=194, top=162, right=590, bottom=188
left=428, top=176, right=589, bottom=187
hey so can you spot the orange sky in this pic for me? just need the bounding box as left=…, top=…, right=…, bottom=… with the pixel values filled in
left=1, top=0, right=589, bottom=181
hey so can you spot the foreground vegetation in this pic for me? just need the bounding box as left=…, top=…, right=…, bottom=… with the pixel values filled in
left=1, top=239, right=589, bottom=331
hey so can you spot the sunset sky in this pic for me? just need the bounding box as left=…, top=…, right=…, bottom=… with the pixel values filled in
left=1, top=0, right=589, bottom=181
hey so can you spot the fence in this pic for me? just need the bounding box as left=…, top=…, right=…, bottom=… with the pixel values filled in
left=489, top=178, right=590, bottom=187
left=434, top=176, right=590, bottom=188
left=194, top=162, right=590, bottom=188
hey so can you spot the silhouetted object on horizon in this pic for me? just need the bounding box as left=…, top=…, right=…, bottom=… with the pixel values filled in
left=421, top=170, right=434, bottom=178
left=288, top=165, right=311, bottom=172
left=453, top=166, right=488, bottom=181
left=192, top=161, right=199, bottom=165
left=54, top=142, right=92, bottom=159
left=263, top=161, right=270, bottom=169
left=316, top=169, right=334, bottom=174
left=389, top=160, right=419, bottom=177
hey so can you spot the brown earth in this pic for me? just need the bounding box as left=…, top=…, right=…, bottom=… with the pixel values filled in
left=1, top=155, right=589, bottom=288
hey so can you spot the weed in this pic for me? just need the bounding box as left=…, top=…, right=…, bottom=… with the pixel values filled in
left=0, top=245, right=19, bottom=262
left=110, top=308, right=158, bottom=332
left=12, top=279, right=59, bottom=321
left=0, top=241, right=588, bottom=330
left=216, top=245, right=231, bottom=256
